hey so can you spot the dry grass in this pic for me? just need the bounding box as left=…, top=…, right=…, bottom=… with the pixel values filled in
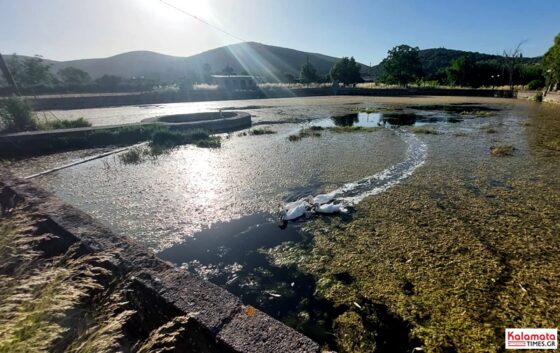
left=490, top=144, right=515, bottom=156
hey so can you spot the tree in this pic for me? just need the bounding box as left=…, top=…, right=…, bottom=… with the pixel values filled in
left=299, top=57, right=318, bottom=84
left=7, top=54, right=55, bottom=86
left=202, top=63, right=212, bottom=83
left=380, top=45, right=423, bottom=87
left=330, top=57, right=361, bottom=86
left=58, top=67, right=91, bottom=85
left=221, top=65, right=235, bottom=76
left=503, top=41, right=525, bottom=90
left=95, top=75, right=123, bottom=90
left=543, top=33, right=560, bottom=92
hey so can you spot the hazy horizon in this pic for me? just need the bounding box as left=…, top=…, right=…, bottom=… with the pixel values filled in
left=1, top=0, right=559, bottom=64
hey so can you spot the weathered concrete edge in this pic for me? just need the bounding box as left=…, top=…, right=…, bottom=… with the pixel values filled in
left=0, top=172, right=320, bottom=353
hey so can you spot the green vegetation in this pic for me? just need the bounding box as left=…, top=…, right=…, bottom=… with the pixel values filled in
left=490, top=144, right=515, bottom=156
left=543, top=33, right=560, bottom=91
left=118, top=146, right=146, bottom=164
left=459, top=110, right=495, bottom=117
left=288, top=128, right=322, bottom=141
left=57, top=66, right=91, bottom=85
left=300, top=58, right=318, bottom=84
left=117, top=128, right=219, bottom=164
left=0, top=97, right=38, bottom=132
left=0, top=98, right=92, bottom=133
left=6, top=54, right=55, bottom=86
left=379, top=45, right=423, bottom=86
left=351, top=107, right=399, bottom=113
left=330, top=57, right=362, bottom=86
left=484, top=127, right=498, bottom=134
left=329, top=126, right=378, bottom=133
left=40, top=117, right=92, bottom=130
left=411, top=126, right=439, bottom=134
left=248, top=128, right=276, bottom=135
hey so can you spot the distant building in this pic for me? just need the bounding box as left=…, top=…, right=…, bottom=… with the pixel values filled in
left=212, top=75, right=257, bottom=90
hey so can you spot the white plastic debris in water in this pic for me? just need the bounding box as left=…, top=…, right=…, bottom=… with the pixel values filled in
left=315, top=202, right=348, bottom=214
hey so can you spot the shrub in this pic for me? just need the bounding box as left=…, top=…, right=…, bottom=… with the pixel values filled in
left=249, top=128, right=276, bottom=135
left=534, top=92, right=543, bottom=102
left=118, top=146, right=145, bottom=164
left=40, top=117, right=92, bottom=130
left=527, top=79, right=544, bottom=90
left=0, top=98, right=38, bottom=133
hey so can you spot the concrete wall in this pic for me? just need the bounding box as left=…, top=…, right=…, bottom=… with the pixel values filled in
left=0, top=112, right=251, bottom=158
left=0, top=173, right=320, bottom=353
left=26, top=87, right=515, bottom=111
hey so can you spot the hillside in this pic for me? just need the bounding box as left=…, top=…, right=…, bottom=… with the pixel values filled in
left=370, top=47, right=541, bottom=80
left=5, top=42, right=369, bottom=83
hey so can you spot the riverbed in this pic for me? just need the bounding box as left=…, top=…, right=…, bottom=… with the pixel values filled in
left=6, top=96, right=560, bottom=353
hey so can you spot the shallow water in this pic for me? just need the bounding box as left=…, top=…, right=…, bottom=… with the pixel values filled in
left=9, top=96, right=551, bottom=351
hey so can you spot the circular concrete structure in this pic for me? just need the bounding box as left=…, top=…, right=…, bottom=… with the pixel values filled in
left=142, top=111, right=252, bottom=133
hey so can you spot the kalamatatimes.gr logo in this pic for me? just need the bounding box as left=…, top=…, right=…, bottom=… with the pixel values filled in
left=506, top=328, right=558, bottom=350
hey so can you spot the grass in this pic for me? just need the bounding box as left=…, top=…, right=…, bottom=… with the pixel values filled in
left=328, top=126, right=378, bottom=133
left=0, top=97, right=92, bottom=133
left=459, top=110, right=495, bottom=117
left=351, top=107, right=399, bottom=113
left=0, top=97, right=38, bottom=133
left=39, top=117, right=92, bottom=130
left=543, top=138, right=560, bottom=151
left=484, top=127, right=498, bottom=134
left=288, top=125, right=379, bottom=141
left=411, top=126, right=439, bottom=135
left=117, top=128, right=220, bottom=164
left=490, top=144, right=515, bottom=156
left=118, top=146, right=145, bottom=164
left=288, top=128, right=322, bottom=141
left=248, top=128, right=276, bottom=135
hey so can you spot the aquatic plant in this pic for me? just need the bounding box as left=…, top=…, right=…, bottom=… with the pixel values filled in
left=118, top=146, right=146, bottom=164
left=248, top=128, right=276, bottom=135
left=459, top=110, right=495, bottom=117
left=411, top=126, right=439, bottom=134
left=484, top=127, right=498, bottom=134
left=351, top=107, right=399, bottom=113
left=490, top=144, right=515, bottom=156
left=288, top=129, right=322, bottom=141
left=328, top=126, right=378, bottom=133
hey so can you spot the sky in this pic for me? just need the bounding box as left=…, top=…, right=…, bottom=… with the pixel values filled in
left=1, top=0, right=559, bottom=64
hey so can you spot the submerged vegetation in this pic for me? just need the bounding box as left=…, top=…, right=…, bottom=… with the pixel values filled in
left=118, top=128, right=219, bottom=164
left=411, top=126, right=439, bottom=134
left=490, top=144, right=515, bottom=156
left=248, top=128, right=276, bottom=135
left=288, top=124, right=378, bottom=141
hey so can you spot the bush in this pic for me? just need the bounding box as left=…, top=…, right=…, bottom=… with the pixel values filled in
left=0, top=98, right=38, bottom=133
left=40, top=117, right=92, bottom=130
left=534, top=92, right=543, bottom=102
left=527, top=79, right=544, bottom=90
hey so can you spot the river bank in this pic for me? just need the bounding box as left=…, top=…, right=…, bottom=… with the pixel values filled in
left=0, top=172, right=319, bottom=352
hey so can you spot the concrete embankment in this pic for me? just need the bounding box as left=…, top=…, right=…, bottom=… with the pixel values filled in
left=0, top=172, right=320, bottom=352
left=517, top=90, right=560, bottom=104
left=26, top=87, right=514, bottom=111
left=0, top=111, right=251, bottom=158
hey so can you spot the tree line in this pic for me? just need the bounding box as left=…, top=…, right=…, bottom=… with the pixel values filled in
left=2, top=33, right=559, bottom=93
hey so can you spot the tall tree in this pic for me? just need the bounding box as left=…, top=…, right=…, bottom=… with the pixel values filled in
left=330, top=57, right=361, bottom=86
left=299, top=57, right=318, bottom=84
left=58, top=67, right=91, bottom=85
left=7, top=54, right=54, bottom=86
left=380, top=45, right=423, bottom=87
left=221, top=65, right=236, bottom=76
left=543, top=33, right=560, bottom=92
left=502, top=41, right=525, bottom=90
